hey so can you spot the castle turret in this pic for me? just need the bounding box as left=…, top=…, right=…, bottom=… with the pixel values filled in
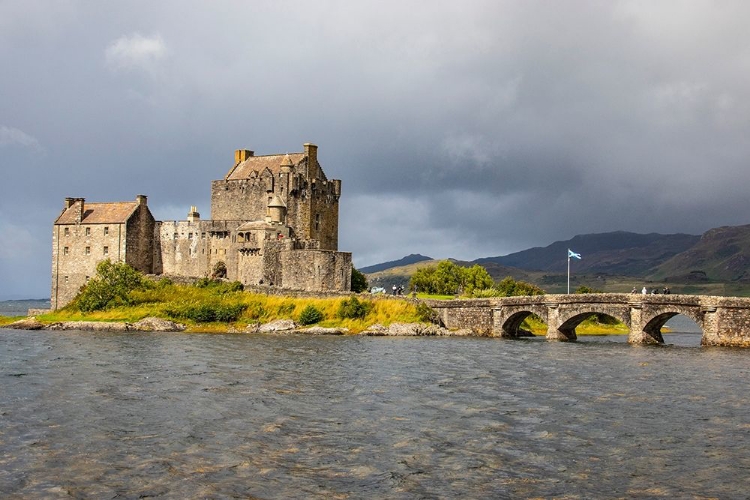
left=268, top=195, right=287, bottom=224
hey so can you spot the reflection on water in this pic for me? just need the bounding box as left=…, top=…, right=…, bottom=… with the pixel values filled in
left=1, top=329, right=749, bottom=498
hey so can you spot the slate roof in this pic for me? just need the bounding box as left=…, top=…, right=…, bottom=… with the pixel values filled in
left=55, top=202, right=139, bottom=225
left=224, top=153, right=306, bottom=181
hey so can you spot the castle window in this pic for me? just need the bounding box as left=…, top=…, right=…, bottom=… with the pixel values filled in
left=85, top=227, right=90, bottom=236
left=64, top=276, right=69, bottom=283
left=201, top=232, right=206, bottom=239
left=63, top=246, right=69, bottom=255
left=103, top=246, right=109, bottom=255
left=85, top=246, right=91, bottom=255
left=104, top=226, right=109, bottom=236
left=188, top=232, right=193, bottom=240
left=173, top=233, right=178, bottom=240
left=315, top=213, right=321, bottom=231
left=64, top=227, right=69, bottom=236
left=85, top=276, right=90, bottom=282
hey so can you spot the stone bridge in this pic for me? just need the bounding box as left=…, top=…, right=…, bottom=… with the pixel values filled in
left=424, top=293, right=750, bottom=346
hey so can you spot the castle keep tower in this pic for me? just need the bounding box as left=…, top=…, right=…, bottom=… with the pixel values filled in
left=210, top=143, right=340, bottom=250
left=52, top=144, right=351, bottom=309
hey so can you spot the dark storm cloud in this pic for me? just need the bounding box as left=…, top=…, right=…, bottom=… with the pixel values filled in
left=2, top=1, right=750, bottom=298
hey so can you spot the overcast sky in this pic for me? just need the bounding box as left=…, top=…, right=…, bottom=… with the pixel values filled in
left=2, top=1, right=750, bottom=300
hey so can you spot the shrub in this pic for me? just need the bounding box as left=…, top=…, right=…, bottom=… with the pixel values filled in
left=164, top=302, right=247, bottom=323
left=351, top=266, right=369, bottom=293
left=494, top=277, right=545, bottom=297
left=415, top=302, right=438, bottom=323
left=72, top=260, right=150, bottom=312
left=299, top=305, right=324, bottom=325
left=194, top=278, right=244, bottom=294
left=337, top=296, right=373, bottom=320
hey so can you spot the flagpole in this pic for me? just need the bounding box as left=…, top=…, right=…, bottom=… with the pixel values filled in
left=567, top=252, right=570, bottom=294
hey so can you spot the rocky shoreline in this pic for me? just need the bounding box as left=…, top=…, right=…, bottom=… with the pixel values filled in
left=3, top=317, right=478, bottom=336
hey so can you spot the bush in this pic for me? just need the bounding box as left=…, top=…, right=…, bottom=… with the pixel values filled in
left=351, top=266, right=369, bottom=293
left=494, top=277, right=545, bottom=297
left=194, top=278, right=244, bottom=294
left=72, top=260, right=150, bottom=312
left=415, top=302, right=438, bottom=323
left=337, top=296, right=373, bottom=319
left=164, top=302, right=247, bottom=323
left=299, top=305, right=324, bottom=325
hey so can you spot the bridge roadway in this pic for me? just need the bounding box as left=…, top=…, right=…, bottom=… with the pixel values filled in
left=424, top=293, right=750, bottom=346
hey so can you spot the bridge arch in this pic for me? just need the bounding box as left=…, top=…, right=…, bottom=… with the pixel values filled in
left=639, top=305, right=705, bottom=344
left=550, top=305, right=631, bottom=341
left=494, top=304, right=547, bottom=338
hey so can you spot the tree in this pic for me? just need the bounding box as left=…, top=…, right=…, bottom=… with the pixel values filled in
left=351, top=266, right=369, bottom=293
left=494, top=276, right=545, bottom=297
left=72, top=260, right=149, bottom=312
left=409, top=265, right=438, bottom=294
left=409, top=261, right=494, bottom=296
left=432, top=261, right=465, bottom=295
left=463, top=265, right=494, bottom=295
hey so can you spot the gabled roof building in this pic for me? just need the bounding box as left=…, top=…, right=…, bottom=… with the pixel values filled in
left=51, top=144, right=351, bottom=309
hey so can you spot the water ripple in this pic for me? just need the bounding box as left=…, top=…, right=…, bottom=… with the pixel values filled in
left=1, top=329, right=749, bottom=498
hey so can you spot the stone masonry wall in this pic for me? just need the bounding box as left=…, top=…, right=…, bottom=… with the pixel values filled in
left=51, top=222, right=128, bottom=310
left=280, top=249, right=352, bottom=291
left=125, top=201, right=155, bottom=273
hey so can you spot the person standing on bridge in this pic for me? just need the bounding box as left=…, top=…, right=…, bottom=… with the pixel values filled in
left=642, top=286, right=647, bottom=295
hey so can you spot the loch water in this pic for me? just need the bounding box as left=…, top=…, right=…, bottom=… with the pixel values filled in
left=1, top=327, right=749, bottom=499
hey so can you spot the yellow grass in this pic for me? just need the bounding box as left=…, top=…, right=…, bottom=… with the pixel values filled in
left=34, top=283, right=429, bottom=334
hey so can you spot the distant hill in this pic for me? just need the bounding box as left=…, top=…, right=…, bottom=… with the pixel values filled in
left=359, top=253, right=433, bottom=274
left=364, top=259, right=439, bottom=290
left=650, top=225, right=750, bottom=282
left=474, top=231, right=700, bottom=277
left=359, top=225, right=750, bottom=296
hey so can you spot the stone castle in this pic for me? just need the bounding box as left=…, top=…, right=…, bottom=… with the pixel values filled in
left=51, top=143, right=351, bottom=309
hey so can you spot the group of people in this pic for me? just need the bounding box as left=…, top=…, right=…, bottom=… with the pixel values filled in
left=392, top=284, right=405, bottom=295
left=632, top=286, right=671, bottom=295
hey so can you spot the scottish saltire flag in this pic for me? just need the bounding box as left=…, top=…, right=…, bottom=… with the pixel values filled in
left=568, top=249, right=581, bottom=259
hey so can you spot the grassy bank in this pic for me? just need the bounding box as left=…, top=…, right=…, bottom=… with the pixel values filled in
left=522, top=314, right=629, bottom=336
left=26, top=281, right=428, bottom=334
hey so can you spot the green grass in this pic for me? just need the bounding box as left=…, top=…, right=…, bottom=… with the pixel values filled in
left=521, top=314, right=629, bottom=336
left=0, top=316, right=19, bottom=326
left=33, top=282, right=431, bottom=334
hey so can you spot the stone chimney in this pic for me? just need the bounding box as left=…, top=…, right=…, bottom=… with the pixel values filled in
left=136, top=195, right=148, bottom=206
left=65, top=197, right=76, bottom=209
left=304, top=143, right=318, bottom=170
left=71, top=198, right=85, bottom=224
left=235, top=149, right=254, bottom=164
left=187, top=205, right=200, bottom=222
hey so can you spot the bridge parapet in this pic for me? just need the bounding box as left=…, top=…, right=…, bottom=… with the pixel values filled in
left=423, top=293, right=750, bottom=346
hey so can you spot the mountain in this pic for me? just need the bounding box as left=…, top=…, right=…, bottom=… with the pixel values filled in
left=360, top=225, right=750, bottom=296
left=358, top=253, right=433, bottom=274
left=650, top=225, right=750, bottom=282
left=474, top=231, right=700, bottom=276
